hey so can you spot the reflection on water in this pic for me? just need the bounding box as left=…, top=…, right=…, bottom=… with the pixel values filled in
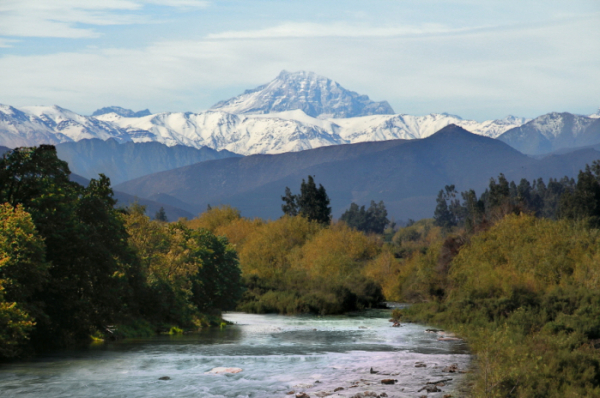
left=0, top=310, right=470, bottom=398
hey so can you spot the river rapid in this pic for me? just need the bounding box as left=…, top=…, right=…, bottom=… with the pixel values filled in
left=0, top=310, right=470, bottom=398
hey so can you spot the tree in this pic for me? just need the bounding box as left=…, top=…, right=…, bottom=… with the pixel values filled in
left=155, top=207, right=168, bottom=222
left=190, top=230, right=243, bottom=312
left=340, top=200, right=389, bottom=234
left=281, top=187, right=298, bottom=216
left=434, top=185, right=460, bottom=230
left=282, top=176, right=331, bottom=225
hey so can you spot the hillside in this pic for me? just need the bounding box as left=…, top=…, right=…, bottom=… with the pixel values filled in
left=55, top=138, right=240, bottom=185
left=114, top=125, right=600, bottom=221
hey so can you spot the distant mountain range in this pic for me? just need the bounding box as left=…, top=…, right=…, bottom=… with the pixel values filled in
left=55, top=138, right=239, bottom=185
left=114, top=125, right=600, bottom=221
left=0, top=70, right=534, bottom=156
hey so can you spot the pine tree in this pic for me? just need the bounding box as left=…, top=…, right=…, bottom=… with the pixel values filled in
left=155, top=207, right=168, bottom=222
left=281, top=187, right=298, bottom=216
left=282, top=176, right=331, bottom=225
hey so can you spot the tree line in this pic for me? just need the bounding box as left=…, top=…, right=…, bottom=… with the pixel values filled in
left=432, top=165, right=600, bottom=231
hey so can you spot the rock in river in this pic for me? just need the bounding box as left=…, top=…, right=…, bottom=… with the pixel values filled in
left=207, top=367, right=243, bottom=374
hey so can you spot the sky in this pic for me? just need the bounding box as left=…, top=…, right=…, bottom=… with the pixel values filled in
left=0, top=0, right=599, bottom=121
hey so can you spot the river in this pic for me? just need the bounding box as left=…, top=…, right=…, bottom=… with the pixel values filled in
left=0, top=310, right=470, bottom=397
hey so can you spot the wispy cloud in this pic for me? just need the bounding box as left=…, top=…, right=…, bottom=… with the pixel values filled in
left=0, top=0, right=209, bottom=39
left=207, top=22, right=455, bottom=39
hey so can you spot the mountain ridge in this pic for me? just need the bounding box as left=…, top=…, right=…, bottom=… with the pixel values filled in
left=499, top=112, right=600, bottom=155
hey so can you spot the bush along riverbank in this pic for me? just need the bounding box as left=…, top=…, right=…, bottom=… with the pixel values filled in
left=393, top=169, right=600, bottom=397
left=187, top=206, right=385, bottom=315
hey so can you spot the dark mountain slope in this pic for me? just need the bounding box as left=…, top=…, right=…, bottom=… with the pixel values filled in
left=212, top=125, right=536, bottom=219
left=114, top=138, right=410, bottom=204
left=117, top=125, right=560, bottom=220
left=55, top=138, right=240, bottom=185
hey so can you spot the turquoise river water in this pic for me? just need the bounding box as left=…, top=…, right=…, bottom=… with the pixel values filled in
left=0, top=310, right=470, bottom=397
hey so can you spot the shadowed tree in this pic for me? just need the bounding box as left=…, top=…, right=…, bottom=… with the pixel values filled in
left=282, top=176, right=331, bottom=225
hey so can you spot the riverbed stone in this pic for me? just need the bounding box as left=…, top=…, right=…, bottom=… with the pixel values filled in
left=207, top=367, right=243, bottom=374
left=381, top=379, right=396, bottom=385
left=419, top=385, right=441, bottom=393
left=443, top=364, right=459, bottom=373
left=158, top=376, right=171, bottom=380
left=296, top=393, right=310, bottom=398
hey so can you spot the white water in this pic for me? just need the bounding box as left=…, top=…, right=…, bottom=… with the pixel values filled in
left=0, top=311, right=470, bottom=397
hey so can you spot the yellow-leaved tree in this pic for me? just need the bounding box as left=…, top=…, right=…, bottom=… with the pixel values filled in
left=0, top=203, right=48, bottom=358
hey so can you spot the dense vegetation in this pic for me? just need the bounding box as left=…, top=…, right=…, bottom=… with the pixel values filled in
left=187, top=206, right=384, bottom=315
left=0, top=146, right=242, bottom=359
left=392, top=167, right=600, bottom=397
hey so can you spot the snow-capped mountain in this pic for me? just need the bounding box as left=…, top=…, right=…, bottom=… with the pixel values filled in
left=97, top=110, right=344, bottom=155
left=498, top=112, right=600, bottom=155
left=210, top=70, right=395, bottom=118
left=589, top=108, right=600, bottom=119
left=0, top=104, right=130, bottom=148
left=98, top=109, right=527, bottom=155
left=0, top=104, right=527, bottom=155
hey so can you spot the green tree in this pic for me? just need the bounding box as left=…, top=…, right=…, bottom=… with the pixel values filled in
left=190, top=229, right=243, bottom=312
left=297, top=175, right=331, bottom=225
left=340, top=200, right=389, bottom=234
left=282, top=176, right=331, bottom=225
left=434, top=185, right=459, bottom=230
left=281, top=187, right=298, bottom=216
left=155, top=206, right=168, bottom=222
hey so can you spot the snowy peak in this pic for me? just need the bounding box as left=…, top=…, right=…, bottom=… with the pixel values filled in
left=498, top=112, right=600, bottom=155
left=590, top=108, right=600, bottom=119
left=92, top=106, right=151, bottom=118
left=210, top=70, right=395, bottom=118
left=527, top=112, right=594, bottom=139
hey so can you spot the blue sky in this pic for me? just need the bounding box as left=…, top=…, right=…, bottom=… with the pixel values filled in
left=0, top=0, right=598, bottom=120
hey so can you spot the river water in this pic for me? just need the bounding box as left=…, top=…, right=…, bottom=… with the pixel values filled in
left=0, top=310, right=470, bottom=398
